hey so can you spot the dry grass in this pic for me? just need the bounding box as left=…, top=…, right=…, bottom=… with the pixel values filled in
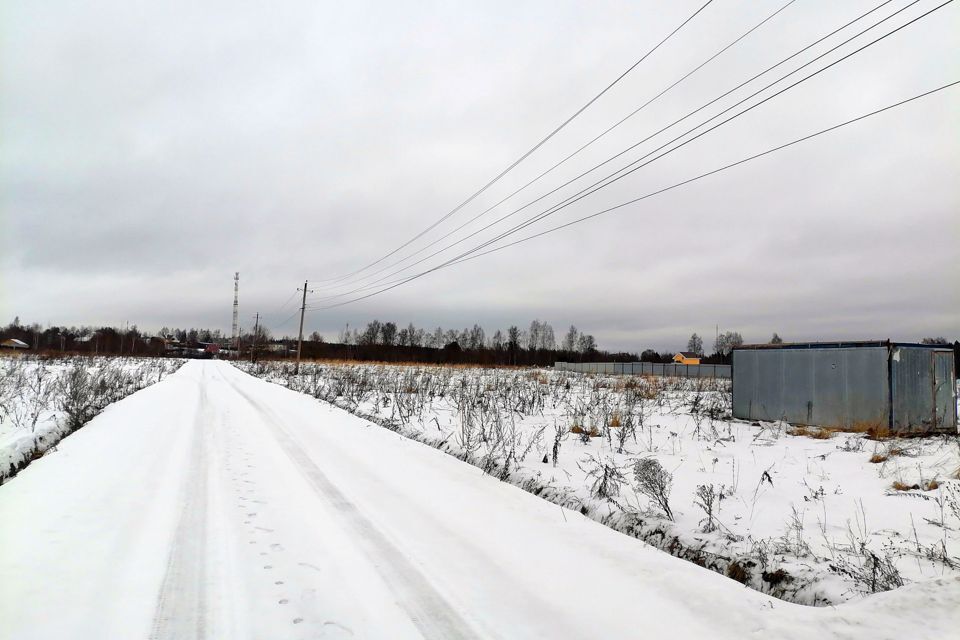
left=292, top=357, right=524, bottom=370
left=609, top=412, right=622, bottom=428
left=891, top=480, right=916, bottom=491
left=726, top=561, right=751, bottom=585
left=848, top=420, right=892, bottom=440
left=925, top=479, right=940, bottom=491
left=869, top=444, right=906, bottom=464
left=787, top=425, right=834, bottom=439
left=527, top=371, right=549, bottom=384
left=570, top=424, right=601, bottom=437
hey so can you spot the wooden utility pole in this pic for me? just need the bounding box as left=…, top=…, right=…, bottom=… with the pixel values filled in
left=251, top=313, right=259, bottom=363
left=295, top=280, right=313, bottom=375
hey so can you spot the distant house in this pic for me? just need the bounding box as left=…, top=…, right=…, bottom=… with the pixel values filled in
left=1, top=338, right=29, bottom=350
left=197, top=342, right=220, bottom=355
left=673, top=351, right=701, bottom=365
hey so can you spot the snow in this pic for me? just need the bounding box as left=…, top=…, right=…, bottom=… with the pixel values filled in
left=0, top=355, right=183, bottom=482
left=1, top=360, right=958, bottom=638
left=243, top=360, right=960, bottom=606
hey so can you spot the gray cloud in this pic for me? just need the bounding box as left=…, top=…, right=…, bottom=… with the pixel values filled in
left=2, top=0, right=958, bottom=352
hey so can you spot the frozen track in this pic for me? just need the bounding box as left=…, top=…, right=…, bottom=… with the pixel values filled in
left=1, top=361, right=958, bottom=639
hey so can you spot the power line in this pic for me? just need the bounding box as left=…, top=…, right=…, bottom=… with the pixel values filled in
left=274, top=289, right=300, bottom=317
left=456, top=81, right=960, bottom=264
left=309, top=0, right=802, bottom=295
left=309, top=78, right=958, bottom=310
left=311, top=0, right=716, bottom=285
left=307, top=0, right=933, bottom=304
left=448, top=0, right=947, bottom=269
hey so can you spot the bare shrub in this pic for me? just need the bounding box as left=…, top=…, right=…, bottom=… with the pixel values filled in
left=579, top=455, right=628, bottom=501
left=551, top=421, right=566, bottom=466
left=633, top=457, right=674, bottom=520
left=694, top=484, right=721, bottom=533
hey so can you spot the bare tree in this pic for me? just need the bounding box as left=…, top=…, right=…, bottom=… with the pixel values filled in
left=468, top=324, right=485, bottom=350
left=562, top=325, right=579, bottom=352
left=359, top=320, right=382, bottom=345
left=713, top=331, right=744, bottom=357
left=541, top=322, right=555, bottom=351
left=405, top=322, right=418, bottom=346
left=687, top=333, right=703, bottom=355
left=577, top=333, right=597, bottom=355
left=381, top=322, right=398, bottom=346
left=770, top=333, right=784, bottom=344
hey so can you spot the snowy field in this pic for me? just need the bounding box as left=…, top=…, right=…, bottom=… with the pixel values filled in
left=0, top=354, right=183, bottom=482
left=2, top=360, right=958, bottom=639
left=242, top=360, right=960, bottom=606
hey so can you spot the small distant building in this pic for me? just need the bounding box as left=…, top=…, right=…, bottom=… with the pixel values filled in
left=197, top=342, right=220, bottom=355
left=732, top=341, right=957, bottom=434
left=0, top=338, right=29, bottom=350
left=673, top=352, right=701, bottom=365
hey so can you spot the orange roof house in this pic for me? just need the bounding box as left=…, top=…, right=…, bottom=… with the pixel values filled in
left=673, top=351, right=701, bottom=365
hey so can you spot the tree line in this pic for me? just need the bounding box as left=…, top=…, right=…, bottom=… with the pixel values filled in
left=302, top=320, right=609, bottom=366
left=2, top=316, right=957, bottom=372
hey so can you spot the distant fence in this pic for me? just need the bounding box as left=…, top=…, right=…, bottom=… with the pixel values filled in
left=555, top=361, right=731, bottom=379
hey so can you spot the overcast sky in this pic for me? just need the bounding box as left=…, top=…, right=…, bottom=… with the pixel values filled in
left=2, top=0, right=958, bottom=352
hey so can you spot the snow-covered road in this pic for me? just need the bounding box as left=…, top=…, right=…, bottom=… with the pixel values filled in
left=1, top=361, right=957, bottom=639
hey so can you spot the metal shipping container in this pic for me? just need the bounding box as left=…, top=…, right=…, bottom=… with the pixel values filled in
left=732, top=341, right=957, bottom=433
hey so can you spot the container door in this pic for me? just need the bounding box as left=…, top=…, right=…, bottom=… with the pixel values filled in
left=933, top=351, right=957, bottom=431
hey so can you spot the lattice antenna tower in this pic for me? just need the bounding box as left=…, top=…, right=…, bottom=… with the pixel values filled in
left=231, top=272, right=240, bottom=349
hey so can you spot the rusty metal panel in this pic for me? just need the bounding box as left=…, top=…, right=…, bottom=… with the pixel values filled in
left=891, top=346, right=957, bottom=433
left=843, top=347, right=889, bottom=427
left=733, top=346, right=888, bottom=427
left=732, top=350, right=758, bottom=420
left=933, top=351, right=957, bottom=430
left=891, top=347, right=930, bottom=431
left=811, top=349, right=847, bottom=426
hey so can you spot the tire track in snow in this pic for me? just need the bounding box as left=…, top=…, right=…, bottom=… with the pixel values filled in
left=228, top=382, right=483, bottom=640
left=149, top=382, right=211, bottom=640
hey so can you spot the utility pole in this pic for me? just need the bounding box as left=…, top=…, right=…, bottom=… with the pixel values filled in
left=295, top=280, right=313, bottom=375
left=251, top=313, right=259, bottom=364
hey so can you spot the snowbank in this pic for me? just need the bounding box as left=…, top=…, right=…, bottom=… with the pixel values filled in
left=0, top=355, right=183, bottom=483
